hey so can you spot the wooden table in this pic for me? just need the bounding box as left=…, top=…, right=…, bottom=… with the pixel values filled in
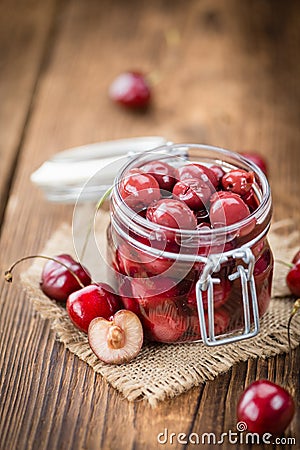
left=1, top=1, right=299, bottom=449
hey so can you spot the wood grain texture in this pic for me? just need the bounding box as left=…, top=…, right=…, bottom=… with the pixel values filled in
left=0, top=1, right=299, bottom=449
left=0, top=0, right=60, bottom=231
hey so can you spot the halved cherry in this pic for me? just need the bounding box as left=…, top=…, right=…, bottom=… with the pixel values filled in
left=88, top=310, right=143, bottom=364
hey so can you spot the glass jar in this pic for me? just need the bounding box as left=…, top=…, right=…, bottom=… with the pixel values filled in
left=106, top=144, right=273, bottom=346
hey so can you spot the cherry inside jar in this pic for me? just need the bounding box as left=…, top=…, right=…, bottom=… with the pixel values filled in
left=107, top=144, right=273, bottom=345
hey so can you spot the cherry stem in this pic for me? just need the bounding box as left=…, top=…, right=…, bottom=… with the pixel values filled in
left=80, top=185, right=113, bottom=261
left=4, top=255, right=85, bottom=288
left=287, top=298, right=300, bottom=356
left=275, top=259, right=293, bottom=269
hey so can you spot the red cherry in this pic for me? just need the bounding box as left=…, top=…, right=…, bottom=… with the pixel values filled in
left=146, top=199, right=197, bottom=236
left=241, top=152, right=268, bottom=176
left=187, top=279, right=231, bottom=311
left=40, top=254, right=91, bottom=302
left=222, top=169, right=254, bottom=195
left=141, top=160, right=176, bottom=192
left=210, top=165, right=225, bottom=187
left=172, top=178, right=212, bottom=210
left=209, top=192, right=252, bottom=228
left=119, top=169, right=161, bottom=211
left=237, top=380, right=295, bottom=435
left=286, top=262, right=300, bottom=297
left=176, top=163, right=218, bottom=188
left=66, top=283, right=122, bottom=333
left=109, top=71, right=151, bottom=109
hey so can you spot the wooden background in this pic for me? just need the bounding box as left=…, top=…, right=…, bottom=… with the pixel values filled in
left=0, top=1, right=299, bottom=449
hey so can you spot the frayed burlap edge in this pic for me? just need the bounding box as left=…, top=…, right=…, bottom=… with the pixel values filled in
left=20, top=220, right=300, bottom=407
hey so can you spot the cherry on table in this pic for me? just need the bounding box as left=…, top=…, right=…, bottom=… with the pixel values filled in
left=88, top=310, right=143, bottom=364
left=237, top=380, right=295, bottom=435
left=286, top=261, right=300, bottom=297
left=66, top=283, right=122, bottom=333
left=40, top=254, right=91, bottom=302
left=172, top=177, right=212, bottom=211
left=109, top=71, right=151, bottom=109
left=119, top=169, right=161, bottom=211
left=141, top=160, right=177, bottom=192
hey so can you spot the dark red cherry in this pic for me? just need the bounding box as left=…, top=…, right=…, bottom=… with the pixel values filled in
left=237, top=380, right=295, bottom=435
left=40, top=254, right=91, bottom=302
left=210, top=165, right=225, bottom=187
left=176, top=163, right=218, bottom=188
left=141, top=160, right=176, bottom=192
left=195, top=208, right=210, bottom=225
left=286, top=262, right=300, bottom=297
left=241, top=152, right=268, bottom=176
left=222, top=169, right=254, bottom=195
left=66, top=283, right=122, bottom=333
left=254, top=249, right=271, bottom=276
left=109, top=71, right=151, bottom=109
left=119, top=169, right=161, bottom=211
left=146, top=199, right=197, bottom=237
left=172, top=178, right=212, bottom=210
left=210, top=192, right=252, bottom=228
left=242, top=188, right=259, bottom=212
left=187, top=279, right=231, bottom=311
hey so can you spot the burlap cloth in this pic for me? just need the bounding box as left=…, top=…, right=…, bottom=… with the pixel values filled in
left=21, top=216, right=300, bottom=407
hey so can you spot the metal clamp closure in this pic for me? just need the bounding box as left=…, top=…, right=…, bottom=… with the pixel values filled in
left=196, top=247, right=260, bottom=346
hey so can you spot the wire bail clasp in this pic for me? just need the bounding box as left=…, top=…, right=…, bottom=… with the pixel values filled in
left=196, top=247, right=260, bottom=346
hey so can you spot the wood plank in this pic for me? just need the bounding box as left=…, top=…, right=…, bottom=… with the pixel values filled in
left=0, top=0, right=59, bottom=229
left=0, top=0, right=299, bottom=449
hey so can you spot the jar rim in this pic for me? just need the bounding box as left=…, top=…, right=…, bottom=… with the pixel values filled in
left=113, top=143, right=272, bottom=239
